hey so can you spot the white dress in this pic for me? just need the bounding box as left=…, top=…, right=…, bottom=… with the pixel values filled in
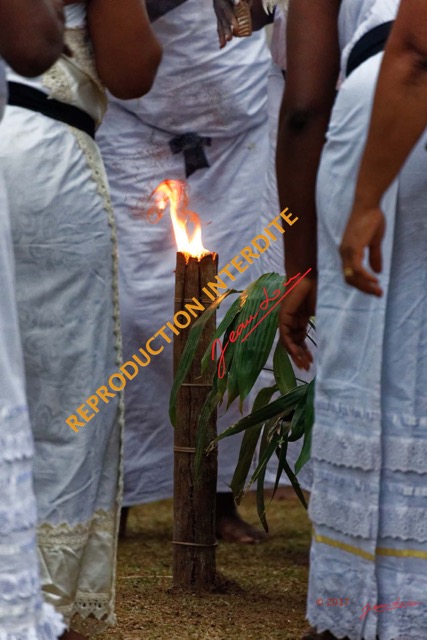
left=0, top=5, right=123, bottom=633
left=309, top=1, right=427, bottom=638
left=97, top=0, right=272, bottom=505
left=0, top=60, right=65, bottom=640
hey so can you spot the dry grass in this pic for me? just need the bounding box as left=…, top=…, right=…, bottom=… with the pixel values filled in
left=98, top=489, right=311, bottom=640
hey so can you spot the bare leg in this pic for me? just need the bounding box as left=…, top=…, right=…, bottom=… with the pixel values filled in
left=215, top=492, right=267, bottom=544
left=119, top=506, right=129, bottom=538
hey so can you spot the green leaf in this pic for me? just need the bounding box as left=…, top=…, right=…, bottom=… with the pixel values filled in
left=271, top=425, right=289, bottom=500
left=273, top=341, right=297, bottom=395
left=242, top=424, right=280, bottom=531
left=288, top=388, right=308, bottom=442
left=208, top=384, right=306, bottom=450
left=248, top=426, right=279, bottom=488
left=225, top=273, right=286, bottom=408
left=230, top=384, right=279, bottom=502
left=169, top=289, right=237, bottom=426
left=295, top=379, right=315, bottom=475
left=256, top=425, right=272, bottom=533
left=201, top=296, right=243, bottom=374
left=282, top=458, right=308, bottom=509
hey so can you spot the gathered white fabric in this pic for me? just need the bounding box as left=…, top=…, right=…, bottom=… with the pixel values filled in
left=1, top=12, right=123, bottom=633
left=308, top=1, right=427, bottom=638
left=98, top=0, right=272, bottom=505
left=0, top=59, right=65, bottom=640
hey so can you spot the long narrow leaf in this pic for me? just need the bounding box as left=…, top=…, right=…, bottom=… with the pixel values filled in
left=169, top=289, right=237, bottom=426
left=295, top=379, right=315, bottom=474
left=256, top=425, right=271, bottom=533
left=282, top=458, right=308, bottom=509
left=229, top=274, right=285, bottom=407
left=230, top=384, right=279, bottom=501
left=288, top=388, right=308, bottom=442
left=208, top=384, right=306, bottom=450
left=271, top=427, right=289, bottom=500
left=247, top=429, right=280, bottom=490
left=273, top=341, right=297, bottom=395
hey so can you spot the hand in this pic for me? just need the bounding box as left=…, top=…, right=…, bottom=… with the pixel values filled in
left=213, top=0, right=240, bottom=48
left=279, top=275, right=316, bottom=371
left=340, top=201, right=386, bottom=297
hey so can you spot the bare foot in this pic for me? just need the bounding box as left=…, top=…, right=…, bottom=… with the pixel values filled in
left=60, top=631, right=87, bottom=640
left=216, top=492, right=267, bottom=544
left=216, top=514, right=267, bottom=544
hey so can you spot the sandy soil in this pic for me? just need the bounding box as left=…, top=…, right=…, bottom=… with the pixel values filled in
left=98, top=489, right=311, bottom=640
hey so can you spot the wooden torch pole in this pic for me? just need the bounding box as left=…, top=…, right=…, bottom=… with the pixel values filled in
left=172, top=251, right=218, bottom=589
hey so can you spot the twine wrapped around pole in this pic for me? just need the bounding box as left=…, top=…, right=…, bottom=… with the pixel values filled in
left=172, top=251, right=218, bottom=589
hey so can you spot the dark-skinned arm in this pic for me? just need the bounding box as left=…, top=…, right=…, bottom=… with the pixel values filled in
left=277, top=0, right=340, bottom=277
left=341, top=0, right=427, bottom=295
left=0, top=0, right=64, bottom=77
left=277, top=0, right=341, bottom=370
left=87, top=0, right=162, bottom=99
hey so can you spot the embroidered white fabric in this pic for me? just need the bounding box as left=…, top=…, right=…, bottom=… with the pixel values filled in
left=0, top=66, right=65, bottom=634
left=307, top=2, right=427, bottom=637
left=0, top=15, right=123, bottom=633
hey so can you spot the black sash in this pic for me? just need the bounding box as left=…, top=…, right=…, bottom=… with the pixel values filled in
left=346, top=21, right=394, bottom=78
left=169, top=132, right=212, bottom=177
left=7, top=82, right=96, bottom=139
left=146, top=0, right=190, bottom=22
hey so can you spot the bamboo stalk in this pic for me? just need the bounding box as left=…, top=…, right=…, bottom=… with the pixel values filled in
left=172, top=251, right=218, bottom=589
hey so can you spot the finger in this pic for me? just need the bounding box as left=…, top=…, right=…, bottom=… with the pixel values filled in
left=341, top=240, right=382, bottom=295
left=217, top=22, right=226, bottom=48
left=280, top=328, right=313, bottom=371
left=291, top=346, right=312, bottom=372
left=345, top=266, right=383, bottom=297
left=221, top=17, right=233, bottom=43
left=220, top=5, right=238, bottom=37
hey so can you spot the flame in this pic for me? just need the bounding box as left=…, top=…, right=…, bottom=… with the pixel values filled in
left=147, top=180, right=210, bottom=260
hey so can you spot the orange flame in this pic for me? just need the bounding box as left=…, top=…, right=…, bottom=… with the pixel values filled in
left=147, top=180, right=210, bottom=260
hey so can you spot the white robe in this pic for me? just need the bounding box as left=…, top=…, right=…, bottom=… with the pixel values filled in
left=0, top=59, right=65, bottom=640
left=98, top=0, right=272, bottom=504
left=308, top=1, right=427, bottom=638
left=0, top=6, right=123, bottom=631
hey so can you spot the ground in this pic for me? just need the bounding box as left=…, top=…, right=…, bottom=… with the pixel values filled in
left=98, top=488, right=311, bottom=640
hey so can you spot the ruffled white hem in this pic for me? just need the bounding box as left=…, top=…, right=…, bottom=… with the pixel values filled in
left=0, top=602, right=65, bottom=640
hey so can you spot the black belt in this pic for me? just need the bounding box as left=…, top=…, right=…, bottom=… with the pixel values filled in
left=346, top=21, right=394, bottom=78
left=7, top=81, right=96, bottom=139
